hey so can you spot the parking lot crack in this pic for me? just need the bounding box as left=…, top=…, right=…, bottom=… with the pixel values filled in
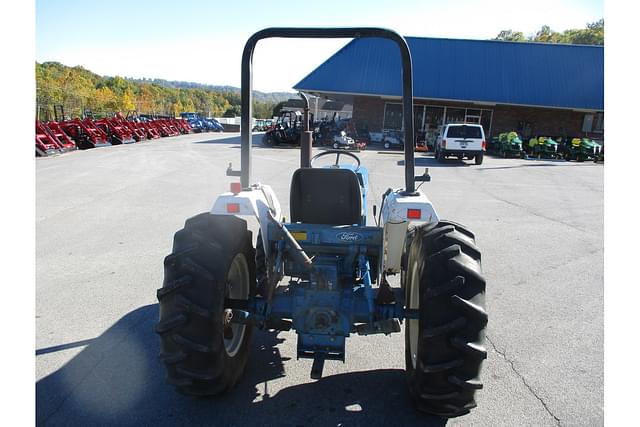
left=486, top=335, right=561, bottom=426
left=485, top=190, right=588, bottom=235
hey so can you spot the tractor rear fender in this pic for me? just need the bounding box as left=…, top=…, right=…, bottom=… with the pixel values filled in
left=379, top=189, right=439, bottom=274
left=210, top=184, right=282, bottom=258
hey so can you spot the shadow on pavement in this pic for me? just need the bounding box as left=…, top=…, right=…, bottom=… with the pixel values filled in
left=397, top=157, right=471, bottom=168
left=192, top=134, right=243, bottom=145
left=36, top=304, right=447, bottom=427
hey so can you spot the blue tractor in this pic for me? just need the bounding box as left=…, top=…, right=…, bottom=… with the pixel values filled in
left=156, top=28, right=487, bottom=418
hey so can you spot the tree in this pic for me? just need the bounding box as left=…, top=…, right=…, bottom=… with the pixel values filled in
left=120, top=88, right=136, bottom=112
left=89, top=86, right=118, bottom=112
left=172, top=100, right=184, bottom=117
left=494, top=30, right=527, bottom=42
left=223, top=105, right=241, bottom=117
left=35, top=61, right=281, bottom=119
left=272, top=101, right=287, bottom=117
left=492, top=20, right=603, bottom=45
left=533, top=25, right=561, bottom=43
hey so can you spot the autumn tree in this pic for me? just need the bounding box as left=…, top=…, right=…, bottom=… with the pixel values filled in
left=35, top=61, right=279, bottom=119
left=493, top=20, right=604, bottom=45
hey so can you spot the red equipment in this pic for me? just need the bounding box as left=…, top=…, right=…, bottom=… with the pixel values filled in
left=114, top=113, right=147, bottom=142
left=93, top=117, right=135, bottom=144
left=150, top=120, right=179, bottom=137
left=59, top=118, right=110, bottom=149
left=157, top=119, right=181, bottom=136
left=140, top=121, right=161, bottom=139
left=173, top=118, right=192, bottom=134
left=415, top=130, right=428, bottom=152
left=35, top=121, right=63, bottom=156
left=43, top=121, right=77, bottom=151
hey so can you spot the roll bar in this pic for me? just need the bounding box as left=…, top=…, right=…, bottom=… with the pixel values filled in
left=241, top=27, right=416, bottom=193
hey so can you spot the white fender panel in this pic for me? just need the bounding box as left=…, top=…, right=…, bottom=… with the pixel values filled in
left=210, top=184, right=282, bottom=258
left=380, top=189, right=439, bottom=274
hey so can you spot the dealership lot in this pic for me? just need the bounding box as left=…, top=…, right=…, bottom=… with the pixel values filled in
left=36, top=131, right=603, bottom=426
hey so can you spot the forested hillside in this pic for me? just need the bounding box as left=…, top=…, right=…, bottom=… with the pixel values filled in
left=36, top=61, right=292, bottom=120
left=493, top=20, right=603, bottom=44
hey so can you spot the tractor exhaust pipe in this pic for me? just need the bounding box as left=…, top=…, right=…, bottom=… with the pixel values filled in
left=299, top=92, right=313, bottom=168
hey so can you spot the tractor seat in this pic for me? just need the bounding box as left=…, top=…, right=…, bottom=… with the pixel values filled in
left=290, top=168, right=362, bottom=225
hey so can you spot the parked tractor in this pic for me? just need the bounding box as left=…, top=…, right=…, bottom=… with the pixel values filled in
left=262, top=110, right=309, bottom=146
left=564, top=137, right=602, bottom=162
left=252, top=119, right=273, bottom=131
left=497, top=132, right=525, bottom=158
left=528, top=136, right=559, bottom=159
left=381, top=129, right=404, bottom=150
left=156, top=28, right=487, bottom=418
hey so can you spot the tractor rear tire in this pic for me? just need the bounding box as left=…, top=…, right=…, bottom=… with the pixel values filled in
left=475, top=153, right=484, bottom=165
left=404, top=221, right=487, bottom=417
left=156, top=213, right=255, bottom=396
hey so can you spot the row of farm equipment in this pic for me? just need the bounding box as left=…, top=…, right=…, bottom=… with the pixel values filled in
left=488, top=131, right=604, bottom=162
left=35, top=113, right=195, bottom=157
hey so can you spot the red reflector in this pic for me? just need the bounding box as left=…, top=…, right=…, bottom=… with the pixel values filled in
left=407, top=208, right=421, bottom=219
left=226, top=203, right=240, bottom=213
left=230, top=182, right=242, bottom=194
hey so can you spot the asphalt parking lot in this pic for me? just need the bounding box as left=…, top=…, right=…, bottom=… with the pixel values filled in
left=36, top=131, right=603, bottom=426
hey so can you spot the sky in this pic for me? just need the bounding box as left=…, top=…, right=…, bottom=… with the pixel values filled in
left=35, top=0, right=603, bottom=93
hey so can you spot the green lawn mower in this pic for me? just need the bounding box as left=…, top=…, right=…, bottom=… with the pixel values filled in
left=564, top=137, right=602, bottom=162
left=497, top=131, right=525, bottom=158
left=528, top=136, right=559, bottom=159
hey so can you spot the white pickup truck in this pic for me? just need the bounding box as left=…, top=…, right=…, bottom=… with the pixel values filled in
left=435, top=123, right=486, bottom=165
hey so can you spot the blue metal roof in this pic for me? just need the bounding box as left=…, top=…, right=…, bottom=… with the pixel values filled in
left=294, top=37, right=603, bottom=111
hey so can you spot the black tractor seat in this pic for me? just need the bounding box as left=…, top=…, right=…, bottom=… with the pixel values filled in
left=290, top=168, right=362, bottom=225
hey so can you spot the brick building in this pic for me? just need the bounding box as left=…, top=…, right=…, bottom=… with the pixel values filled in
left=294, top=36, right=603, bottom=145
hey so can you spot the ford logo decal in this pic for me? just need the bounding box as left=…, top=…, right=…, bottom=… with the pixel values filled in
left=337, top=232, right=362, bottom=242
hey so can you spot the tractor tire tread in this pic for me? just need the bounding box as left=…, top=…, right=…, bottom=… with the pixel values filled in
left=156, top=275, right=192, bottom=300
left=421, top=358, right=464, bottom=373
left=180, top=257, right=215, bottom=282
left=156, top=213, right=255, bottom=397
left=160, top=351, right=187, bottom=365
left=451, top=295, right=488, bottom=323
left=175, top=294, right=211, bottom=318
left=421, top=317, right=467, bottom=339
left=419, top=391, right=461, bottom=400
left=171, top=333, right=214, bottom=354
left=450, top=337, right=487, bottom=359
left=155, top=314, right=188, bottom=334
left=425, top=276, right=464, bottom=298
left=448, top=375, right=483, bottom=390
left=405, top=220, right=487, bottom=418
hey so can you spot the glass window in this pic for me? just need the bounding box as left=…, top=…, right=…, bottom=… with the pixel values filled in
left=480, top=109, right=493, bottom=138
left=414, top=105, right=425, bottom=131
left=594, top=113, right=604, bottom=133
left=446, top=125, right=483, bottom=139
left=383, top=103, right=403, bottom=130
left=445, top=108, right=465, bottom=124
left=425, top=106, right=444, bottom=130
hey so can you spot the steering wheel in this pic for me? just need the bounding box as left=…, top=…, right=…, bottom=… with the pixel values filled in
left=310, top=149, right=361, bottom=170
